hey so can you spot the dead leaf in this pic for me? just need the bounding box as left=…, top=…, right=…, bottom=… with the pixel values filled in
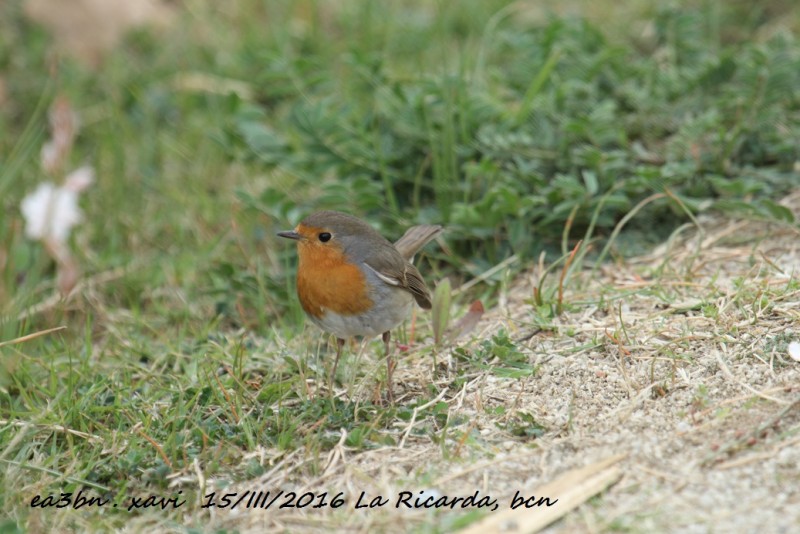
left=669, top=298, right=705, bottom=313
left=459, top=455, right=625, bottom=534
left=57, top=255, right=81, bottom=297
left=41, top=95, right=77, bottom=174
left=448, top=300, right=485, bottom=341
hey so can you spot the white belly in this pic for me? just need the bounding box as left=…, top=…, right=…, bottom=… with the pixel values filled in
left=308, top=286, right=413, bottom=339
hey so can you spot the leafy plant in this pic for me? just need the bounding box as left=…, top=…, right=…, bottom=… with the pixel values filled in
left=497, top=410, right=547, bottom=439
left=456, top=330, right=537, bottom=379
left=229, top=7, right=799, bottom=276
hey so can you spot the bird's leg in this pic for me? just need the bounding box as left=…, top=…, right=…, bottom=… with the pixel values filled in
left=329, top=337, right=345, bottom=391
left=383, top=331, right=395, bottom=403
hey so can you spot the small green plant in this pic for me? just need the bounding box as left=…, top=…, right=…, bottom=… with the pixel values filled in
left=497, top=410, right=547, bottom=439
left=456, top=330, right=537, bottom=379
left=431, top=277, right=452, bottom=346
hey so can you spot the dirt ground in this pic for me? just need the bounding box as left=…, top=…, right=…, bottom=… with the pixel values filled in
left=206, top=191, right=800, bottom=533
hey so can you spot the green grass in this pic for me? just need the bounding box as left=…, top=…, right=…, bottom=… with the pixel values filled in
left=1, top=0, right=800, bottom=530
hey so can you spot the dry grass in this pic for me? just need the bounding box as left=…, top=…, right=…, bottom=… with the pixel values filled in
left=167, top=190, right=800, bottom=533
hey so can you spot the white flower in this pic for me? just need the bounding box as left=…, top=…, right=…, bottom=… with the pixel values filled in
left=21, top=166, right=94, bottom=243
left=789, top=341, right=800, bottom=363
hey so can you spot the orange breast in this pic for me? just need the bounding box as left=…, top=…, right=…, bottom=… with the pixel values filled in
left=296, top=243, right=373, bottom=318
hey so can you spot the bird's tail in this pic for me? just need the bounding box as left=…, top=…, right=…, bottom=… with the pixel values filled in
left=393, top=224, right=443, bottom=261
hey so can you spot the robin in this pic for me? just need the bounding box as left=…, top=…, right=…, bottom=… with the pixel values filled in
left=278, top=210, right=442, bottom=402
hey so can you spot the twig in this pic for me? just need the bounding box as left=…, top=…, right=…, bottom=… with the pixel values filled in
left=713, top=348, right=790, bottom=405
left=454, top=255, right=518, bottom=295
left=0, top=326, right=67, bottom=348
left=0, top=419, right=101, bottom=441
left=137, top=428, right=174, bottom=469
left=702, top=395, right=800, bottom=466
left=398, top=389, right=448, bottom=449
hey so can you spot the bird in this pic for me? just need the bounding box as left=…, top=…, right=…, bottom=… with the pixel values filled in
left=278, top=210, right=442, bottom=402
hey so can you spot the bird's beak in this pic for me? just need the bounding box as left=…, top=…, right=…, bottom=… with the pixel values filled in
left=277, top=230, right=303, bottom=241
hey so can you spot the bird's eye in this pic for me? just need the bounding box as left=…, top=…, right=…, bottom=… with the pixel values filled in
left=318, top=232, right=332, bottom=242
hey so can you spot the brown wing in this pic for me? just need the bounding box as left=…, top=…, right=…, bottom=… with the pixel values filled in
left=397, top=262, right=433, bottom=309
left=364, top=243, right=433, bottom=309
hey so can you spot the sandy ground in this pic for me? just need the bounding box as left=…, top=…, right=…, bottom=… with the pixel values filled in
left=206, top=191, right=800, bottom=534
